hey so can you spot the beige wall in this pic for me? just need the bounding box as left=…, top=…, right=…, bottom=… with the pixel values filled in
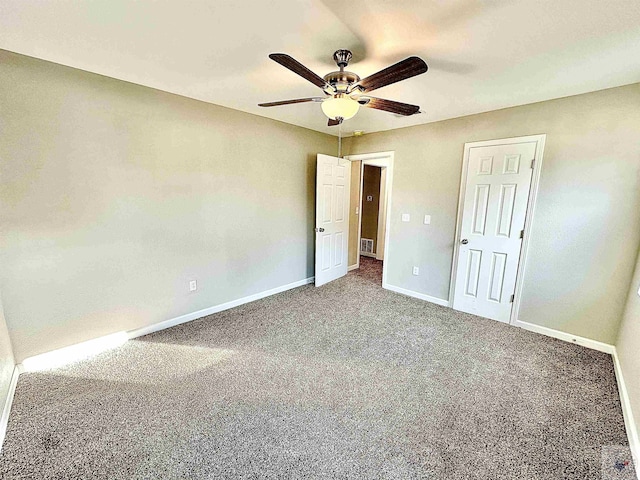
left=345, top=83, right=640, bottom=344
left=0, top=292, right=15, bottom=413
left=361, top=166, right=381, bottom=251
left=617, top=247, right=640, bottom=452
left=0, top=50, right=336, bottom=361
left=1, top=47, right=638, bottom=361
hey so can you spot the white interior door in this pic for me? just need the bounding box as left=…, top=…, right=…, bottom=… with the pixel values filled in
left=452, top=141, right=537, bottom=322
left=315, top=154, right=350, bottom=287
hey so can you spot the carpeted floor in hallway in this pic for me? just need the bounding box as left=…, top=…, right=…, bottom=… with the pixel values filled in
left=0, top=260, right=635, bottom=479
left=351, top=255, right=383, bottom=285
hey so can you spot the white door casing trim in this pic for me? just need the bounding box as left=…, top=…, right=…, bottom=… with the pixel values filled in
left=449, top=135, right=546, bottom=325
left=344, top=151, right=394, bottom=286
left=376, top=168, right=388, bottom=261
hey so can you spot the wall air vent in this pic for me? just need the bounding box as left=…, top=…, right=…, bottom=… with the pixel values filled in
left=360, top=238, right=374, bottom=254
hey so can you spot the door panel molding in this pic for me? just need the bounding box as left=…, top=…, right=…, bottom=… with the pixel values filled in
left=449, top=134, right=546, bottom=325
left=315, top=154, right=351, bottom=287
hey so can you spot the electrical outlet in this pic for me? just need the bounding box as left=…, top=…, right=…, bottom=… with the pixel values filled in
left=189, top=280, right=197, bottom=292
left=412, top=266, right=419, bottom=275
left=355, top=207, right=359, bottom=215
left=402, top=214, right=410, bottom=222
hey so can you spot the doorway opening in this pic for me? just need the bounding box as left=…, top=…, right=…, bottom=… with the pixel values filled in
left=345, top=152, right=394, bottom=287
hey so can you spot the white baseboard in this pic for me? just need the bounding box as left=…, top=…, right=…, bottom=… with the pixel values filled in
left=20, top=276, right=315, bottom=369
left=0, top=366, right=20, bottom=452
left=348, top=264, right=359, bottom=272
left=612, top=348, right=640, bottom=478
left=360, top=252, right=377, bottom=258
left=512, top=320, right=615, bottom=354
left=383, top=283, right=450, bottom=307
left=6, top=275, right=316, bottom=447
left=128, top=276, right=314, bottom=339
left=513, top=322, right=639, bottom=473
left=10, top=273, right=638, bottom=476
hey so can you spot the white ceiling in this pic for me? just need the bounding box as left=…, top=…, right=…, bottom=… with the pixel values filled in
left=1, top=0, right=639, bottom=137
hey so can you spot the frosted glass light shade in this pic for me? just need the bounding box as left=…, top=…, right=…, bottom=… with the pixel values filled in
left=321, top=96, right=360, bottom=120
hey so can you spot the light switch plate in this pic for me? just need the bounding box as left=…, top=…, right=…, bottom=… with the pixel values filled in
left=355, top=207, right=359, bottom=215
left=637, top=284, right=640, bottom=297
left=424, top=215, right=431, bottom=225
left=401, top=214, right=410, bottom=222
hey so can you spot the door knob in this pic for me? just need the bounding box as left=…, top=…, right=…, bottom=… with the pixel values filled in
left=461, top=239, right=469, bottom=244
left=315, top=227, right=325, bottom=233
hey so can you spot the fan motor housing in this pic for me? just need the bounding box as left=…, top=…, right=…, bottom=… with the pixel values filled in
left=323, top=71, right=360, bottom=93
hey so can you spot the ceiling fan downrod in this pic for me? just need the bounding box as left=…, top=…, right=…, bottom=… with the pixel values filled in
left=324, top=50, right=360, bottom=94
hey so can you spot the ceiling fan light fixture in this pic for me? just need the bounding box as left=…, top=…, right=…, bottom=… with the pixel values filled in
left=321, top=95, right=360, bottom=120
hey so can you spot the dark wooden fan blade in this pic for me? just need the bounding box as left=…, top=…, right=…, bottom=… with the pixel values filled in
left=362, top=97, right=421, bottom=116
left=358, top=57, right=428, bottom=93
left=269, top=53, right=327, bottom=89
left=258, top=97, right=323, bottom=107
left=328, top=118, right=343, bottom=126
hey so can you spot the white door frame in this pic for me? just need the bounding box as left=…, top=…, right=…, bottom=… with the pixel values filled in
left=358, top=165, right=386, bottom=260
left=376, top=168, right=388, bottom=261
left=344, top=151, right=394, bottom=286
left=448, top=134, right=546, bottom=325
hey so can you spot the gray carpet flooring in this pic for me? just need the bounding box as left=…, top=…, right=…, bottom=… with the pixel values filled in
left=0, top=257, right=635, bottom=479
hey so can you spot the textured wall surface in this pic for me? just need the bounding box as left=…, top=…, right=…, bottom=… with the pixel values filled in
left=1, top=47, right=638, bottom=359
left=345, top=83, right=640, bottom=344
left=0, top=50, right=336, bottom=361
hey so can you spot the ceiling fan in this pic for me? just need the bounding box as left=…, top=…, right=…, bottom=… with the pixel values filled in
left=259, top=49, right=428, bottom=126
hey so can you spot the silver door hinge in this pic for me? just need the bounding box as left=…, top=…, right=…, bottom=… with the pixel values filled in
left=520, top=230, right=524, bottom=239
left=531, top=158, right=536, bottom=169
left=510, top=294, right=515, bottom=303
